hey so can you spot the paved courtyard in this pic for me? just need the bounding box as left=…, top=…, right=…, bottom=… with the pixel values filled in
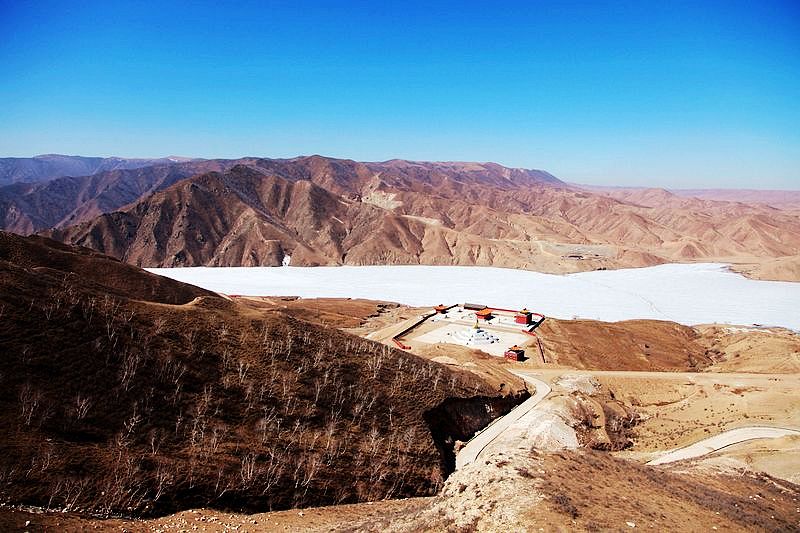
left=406, top=306, right=534, bottom=357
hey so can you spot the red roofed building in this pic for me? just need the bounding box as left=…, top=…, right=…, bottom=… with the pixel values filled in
left=475, top=308, right=493, bottom=320
left=515, top=308, right=533, bottom=324
left=504, top=345, right=525, bottom=361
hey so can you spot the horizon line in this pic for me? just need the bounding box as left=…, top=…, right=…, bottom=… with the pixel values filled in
left=3, top=152, right=798, bottom=192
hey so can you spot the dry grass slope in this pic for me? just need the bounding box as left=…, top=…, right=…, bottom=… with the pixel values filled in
left=0, top=233, right=523, bottom=518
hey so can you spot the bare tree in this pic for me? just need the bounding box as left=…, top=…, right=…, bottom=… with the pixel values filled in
left=239, top=453, right=258, bottom=488
left=237, top=361, right=249, bottom=384
left=122, top=406, right=142, bottom=443
left=153, top=463, right=173, bottom=501
left=148, top=429, right=163, bottom=455
left=119, top=350, right=141, bottom=391
left=81, top=296, right=96, bottom=324
left=19, top=383, right=42, bottom=426
left=74, top=394, right=91, bottom=420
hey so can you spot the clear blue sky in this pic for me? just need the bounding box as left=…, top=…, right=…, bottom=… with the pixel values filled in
left=1, top=0, right=798, bottom=189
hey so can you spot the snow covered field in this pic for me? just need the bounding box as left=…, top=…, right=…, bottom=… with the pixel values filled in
left=147, top=263, right=800, bottom=330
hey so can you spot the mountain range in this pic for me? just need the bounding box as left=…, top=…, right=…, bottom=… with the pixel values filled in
left=0, top=154, right=201, bottom=187
left=1, top=155, right=798, bottom=280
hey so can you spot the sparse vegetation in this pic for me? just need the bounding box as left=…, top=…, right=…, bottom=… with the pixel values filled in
left=567, top=391, right=639, bottom=451
left=0, top=232, right=523, bottom=518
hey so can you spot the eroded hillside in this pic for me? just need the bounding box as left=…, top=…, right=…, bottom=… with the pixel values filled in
left=0, top=155, right=793, bottom=279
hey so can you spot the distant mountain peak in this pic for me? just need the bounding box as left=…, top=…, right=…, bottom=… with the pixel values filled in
left=0, top=154, right=195, bottom=187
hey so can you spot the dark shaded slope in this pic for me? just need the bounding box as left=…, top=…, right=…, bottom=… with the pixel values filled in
left=0, top=160, right=237, bottom=234
left=0, top=231, right=213, bottom=304
left=0, top=236, right=519, bottom=517
left=45, top=165, right=363, bottom=267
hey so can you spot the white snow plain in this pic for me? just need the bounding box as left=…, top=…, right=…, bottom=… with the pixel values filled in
left=146, top=263, right=800, bottom=330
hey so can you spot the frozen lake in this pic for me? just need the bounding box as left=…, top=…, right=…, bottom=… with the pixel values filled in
left=147, top=263, right=800, bottom=330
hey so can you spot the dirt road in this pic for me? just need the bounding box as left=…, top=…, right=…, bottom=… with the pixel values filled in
left=646, top=426, right=800, bottom=465
left=455, top=369, right=800, bottom=471
left=455, top=372, right=551, bottom=469
left=525, top=368, right=800, bottom=384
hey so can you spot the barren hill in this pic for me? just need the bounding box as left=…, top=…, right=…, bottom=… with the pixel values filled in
left=46, top=165, right=374, bottom=267
left=0, top=156, right=564, bottom=236
left=0, top=231, right=214, bottom=304
left=1, top=155, right=797, bottom=278
left=9, top=437, right=800, bottom=532
left=580, top=184, right=800, bottom=210
left=0, top=232, right=521, bottom=517
left=674, top=188, right=800, bottom=209
left=0, top=159, right=243, bottom=234
left=45, top=163, right=579, bottom=268
left=40, top=158, right=800, bottom=279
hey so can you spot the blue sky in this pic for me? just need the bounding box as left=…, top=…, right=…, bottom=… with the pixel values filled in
left=0, top=0, right=798, bottom=189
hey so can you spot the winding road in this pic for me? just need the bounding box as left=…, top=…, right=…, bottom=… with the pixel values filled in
left=454, top=369, right=800, bottom=471
left=455, top=372, right=551, bottom=470
left=646, top=426, right=800, bottom=466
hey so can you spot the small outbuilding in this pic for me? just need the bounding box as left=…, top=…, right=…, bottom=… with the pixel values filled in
left=434, top=304, right=449, bottom=314
left=515, top=308, right=533, bottom=325
left=504, top=345, right=525, bottom=361
left=464, top=302, right=487, bottom=311
left=475, top=308, right=493, bottom=321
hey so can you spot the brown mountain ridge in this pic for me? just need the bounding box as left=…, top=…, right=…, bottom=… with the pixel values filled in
left=33, top=157, right=800, bottom=280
